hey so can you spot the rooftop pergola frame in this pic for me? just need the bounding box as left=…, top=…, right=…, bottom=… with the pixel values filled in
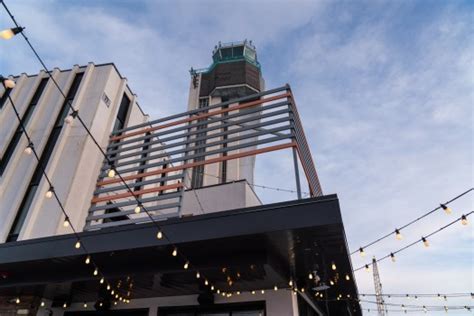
left=86, top=85, right=322, bottom=230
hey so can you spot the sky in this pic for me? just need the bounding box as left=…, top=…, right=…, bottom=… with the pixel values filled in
left=1, top=0, right=473, bottom=314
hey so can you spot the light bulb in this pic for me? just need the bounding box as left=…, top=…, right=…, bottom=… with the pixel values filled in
left=111, top=290, right=115, bottom=295
left=422, top=237, right=429, bottom=247
left=345, top=274, right=350, bottom=281
left=289, top=280, right=293, bottom=287
left=83, top=303, right=88, bottom=308
left=85, top=255, right=90, bottom=265
left=196, top=271, right=200, bottom=279
left=63, top=303, right=67, bottom=308
left=211, top=285, right=215, bottom=291
left=441, top=204, right=452, bottom=214
left=236, top=291, right=241, bottom=295
left=184, top=261, right=189, bottom=269
left=461, top=215, right=468, bottom=226
left=63, top=217, right=70, bottom=227
left=172, top=248, right=178, bottom=257
left=75, top=241, right=81, bottom=249
left=3, top=78, right=15, bottom=88
left=301, top=288, right=305, bottom=293
left=365, top=264, right=370, bottom=272
left=107, top=284, right=111, bottom=290
left=64, top=115, right=74, bottom=124
left=274, top=285, right=278, bottom=291
left=134, top=205, right=141, bottom=214
left=251, top=290, right=256, bottom=295
left=261, top=290, right=265, bottom=294
left=308, top=272, right=313, bottom=279
left=93, top=268, right=98, bottom=276
left=156, top=231, right=163, bottom=239
left=0, top=27, right=24, bottom=40
left=331, top=262, right=337, bottom=270
left=115, top=294, right=119, bottom=299
left=359, top=247, right=366, bottom=257
left=395, top=229, right=402, bottom=240
left=40, top=301, right=45, bottom=307
left=45, top=187, right=54, bottom=198
left=390, top=253, right=396, bottom=262
left=204, top=279, right=209, bottom=286
left=100, top=277, right=104, bottom=284
left=15, top=297, right=20, bottom=304
left=107, top=168, right=116, bottom=178
left=24, top=144, right=33, bottom=155
left=330, top=280, right=335, bottom=286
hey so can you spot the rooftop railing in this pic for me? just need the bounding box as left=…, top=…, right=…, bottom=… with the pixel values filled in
left=85, top=85, right=322, bottom=230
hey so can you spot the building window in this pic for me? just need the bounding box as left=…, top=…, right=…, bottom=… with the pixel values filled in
left=0, top=77, right=49, bottom=176
left=6, top=72, right=83, bottom=242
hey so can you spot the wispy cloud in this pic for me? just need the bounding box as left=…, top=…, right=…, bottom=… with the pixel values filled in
left=1, top=0, right=472, bottom=314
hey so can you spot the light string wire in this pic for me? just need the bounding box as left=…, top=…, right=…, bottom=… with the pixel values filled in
left=358, top=293, right=473, bottom=298
left=2, top=0, right=470, bottom=307
left=319, top=298, right=472, bottom=310
left=354, top=211, right=473, bottom=272
left=4, top=93, right=128, bottom=304
left=0, top=0, right=290, bottom=300
left=350, top=188, right=473, bottom=255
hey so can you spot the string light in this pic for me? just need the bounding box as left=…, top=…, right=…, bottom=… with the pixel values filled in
left=461, top=215, right=468, bottom=225
left=0, top=26, right=24, bottom=40
left=44, top=186, right=54, bottom=198
left=156, top=231, right=163, bottom=239
left=74, top=240, right=81, bottom=249
left=274, top=285, right=278, bottom=291
left=261, top=290, right=265, bottom=294
left=93, top=268, right=98, bottom=276
left=172, top=247, right=178, bottom=257
left=100, top=277, right=104, bottom=284
left=85, top=255, right=90, bottom=264
left=0, top=75, right=16, bottom=88
left=441, top=204, right=452, bottom=215
left=390, top=253, right=396, bottom=262
left=422, top=237, right=429, bottom=248
left=64, top=110, right=78, bottom=124
left=345, top=274, right=350, bottom=281
left=196, top=271, right=200, bottom=279
left=308, top=272, right=313, bottom=279
left=330, top=280, right=335, bottom=286
left=83, top=303, right=88, bottom=308
left=289, top=280, right=293, bottom=287
left=204, top=279, right=209, bottom=286
left=183, top=261, right=189, bottom=270
left=395, top=229, right=402, bottom=240
left=350, top=189, right=473, bottom=256
left=359, top=247, right=366, bottom=257
left=134, top=205, right=141, bottom=214
left=107, top=284, right=111, bottom=290
left=63, top=217, right=70, bottom=228
left=63, top=303, right=67, bottom=308
left=15, top=297, right=20, bottom=304
left=40, top=301, right=45, bottom=307
left=24, top=142, right=33, bottom=155
left=331, top=262, right=337, bottom=270
left=365, top=264, right=371, bottom=272
left=107, top=167, right=116, bottom=178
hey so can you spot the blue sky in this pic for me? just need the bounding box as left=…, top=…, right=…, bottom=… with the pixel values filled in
left=1, top=0, right=473, bottom=314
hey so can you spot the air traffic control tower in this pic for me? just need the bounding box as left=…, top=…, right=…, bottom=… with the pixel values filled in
left=187, top=41, right=265, bottom=189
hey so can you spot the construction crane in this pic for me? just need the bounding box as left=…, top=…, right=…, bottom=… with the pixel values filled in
left=372, top=257, right=386, bottom=316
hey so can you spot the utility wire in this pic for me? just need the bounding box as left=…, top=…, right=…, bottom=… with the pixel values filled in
left=354, top=211, right=473, bottom=272
left=351, top=188, right=473, bottom=255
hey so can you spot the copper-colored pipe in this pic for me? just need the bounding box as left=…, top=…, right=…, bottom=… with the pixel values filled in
left=97, top=142, right=297, bottom=186
left=91, top=182, right=183, bottom=203
left=110, top=93, right=291, bottom=141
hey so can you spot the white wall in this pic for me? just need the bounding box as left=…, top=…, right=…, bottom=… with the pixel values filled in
left=0, top=63, right=148, bottom=242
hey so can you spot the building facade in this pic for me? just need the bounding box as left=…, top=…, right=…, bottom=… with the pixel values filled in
left=0, top=43, right=359, bottom=316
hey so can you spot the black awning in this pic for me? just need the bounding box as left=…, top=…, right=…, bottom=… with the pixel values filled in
left=0, top=195, right=361, bottom=315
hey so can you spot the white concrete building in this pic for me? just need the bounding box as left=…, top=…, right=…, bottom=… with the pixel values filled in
left=0, top=43, right=359, bottom=316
